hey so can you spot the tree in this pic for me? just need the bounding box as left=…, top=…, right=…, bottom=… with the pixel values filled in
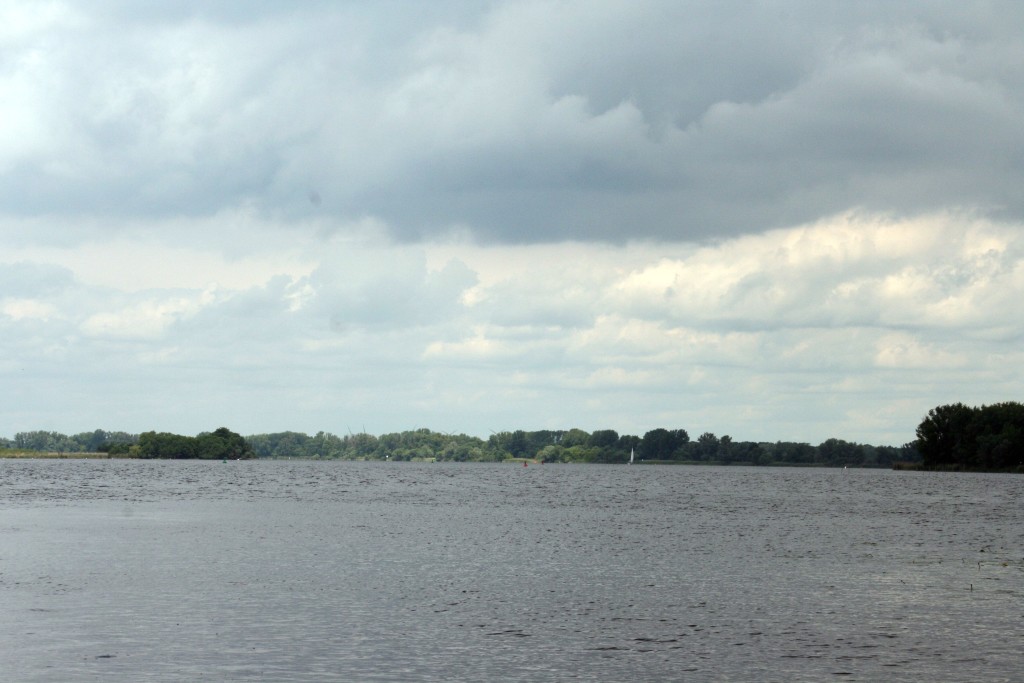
left=817, top=438, right=860, bottom=466
left=915, top=403, right=976, bottom=468
left=695, top=432, right=719, bottom=460
left=973, top=402, right=1024, bottom=470
left=590, top=429, right=619, bottom=449
left=718, top=434, right=734, bottom=463
left=641, top=428, right=688, bottom=460
left=15, top=431, right=79, bottom=453
left=488, top=430, right=531, bottom=459
left=206, top=427, right=253, bottom=459
left=914, top=402, right=1024, bottom=470
left=537, top=444, right=565, bottom=463
left=617, top=433, right=641, bottom=456
left=138, top=432, right=196, bottom=459
left=345, top=432, right=378, bottom=459
left=137, top=428, right=253, bottom=459
left=560, top=428, right=590, bottom=448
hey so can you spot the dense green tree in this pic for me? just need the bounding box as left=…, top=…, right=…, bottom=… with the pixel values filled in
left=762, top=441, right=816, bottom=464
left=560, top=428, right=590, bottom=448
left=138, top=432, right=194, bottom=459
left=617, top=433, right=641, bottom=455
left=205, top=427, right=253, bottom=459
left=718, top=435, right=734, bottom=463
left=915, top=403, right=979, bottom=468
left=488, top=430, right=532, bottom=458
left=344, top=432, right=379, bottom=458
left=93, top=431, right=138, bottom=452
left=817, top=438, right=861, bottom=466
left=247, top=431, right=312, bottom=458
left=537, top=444, right=565, bottom=463
left=972, top=402, right=1024, bottom=470
left=590, top=429, right=619, bottom=449
left=915, top=402, right=1024, bottom=470
left=640, top=428, right=688, bottom=460
left=693, top=432, right=719, bottom=461
left=136, top=428, right=252, bottom=460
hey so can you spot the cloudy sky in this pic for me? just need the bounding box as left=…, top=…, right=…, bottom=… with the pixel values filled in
left=3, top=0, right=1023, bottom=446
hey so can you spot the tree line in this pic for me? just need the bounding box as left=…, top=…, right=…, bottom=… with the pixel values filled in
left=4, top=429, right=137, bottom=455
left=3, top=428, right=253, bottom=460
left=914, top=402, right=1024, bottom=471
left=8, top=403, right=1022, bottom=470
left=4, top=426, right=913, bottom=466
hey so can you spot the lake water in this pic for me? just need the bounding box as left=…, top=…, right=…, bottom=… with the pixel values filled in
left=1, top=460, right=1022, bottom=682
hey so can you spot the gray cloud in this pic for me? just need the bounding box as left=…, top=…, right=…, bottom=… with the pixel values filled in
left=2, top=1, right=1023, bottom=243
left=0, top=262, right=75, bottom=297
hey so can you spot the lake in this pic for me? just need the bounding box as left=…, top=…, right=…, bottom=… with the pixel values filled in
left=1, top=460, right=1021, bottom=681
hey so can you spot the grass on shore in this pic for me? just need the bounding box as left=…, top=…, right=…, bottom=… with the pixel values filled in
left=0, top=449, right=121, bottom=459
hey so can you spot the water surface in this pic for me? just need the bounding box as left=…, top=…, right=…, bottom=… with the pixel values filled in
left=1, top=460, right=1021, bottom=681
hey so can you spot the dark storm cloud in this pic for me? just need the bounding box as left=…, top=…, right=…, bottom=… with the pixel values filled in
left=2, top=1, right=1023, bottom=243
left=367, top=1, right=1024, bottom=242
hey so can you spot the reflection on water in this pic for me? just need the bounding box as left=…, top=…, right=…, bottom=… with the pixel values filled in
left=1, top=460, right=1022, bottom=681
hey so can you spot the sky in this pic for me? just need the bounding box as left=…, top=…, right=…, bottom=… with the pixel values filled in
left=2, top=0, right=1023, bottom=446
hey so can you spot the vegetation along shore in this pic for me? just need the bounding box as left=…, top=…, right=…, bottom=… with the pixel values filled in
left=3, top=402, right=1021, bottom=472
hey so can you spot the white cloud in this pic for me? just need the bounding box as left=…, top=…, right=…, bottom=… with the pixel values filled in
left=874, top=333, right=966, bottom=370
left=80, top=287, right=218, bottom=340
left=1, top=298, right=58, bottom=321
left=3, top=208, right=1023, bottom=443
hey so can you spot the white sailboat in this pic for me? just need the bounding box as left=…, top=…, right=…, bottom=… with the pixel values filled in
left=629, top=447, right=634, bottom=465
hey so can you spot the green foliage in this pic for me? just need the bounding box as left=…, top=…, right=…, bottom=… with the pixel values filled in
left=817, top=438, right=860, bottom=466
left=15, top=429, right=137, bottom=454
left=640, top=428, right=689, bottom=460
left=560, top=428, right=590, bottom=448
left=915, top=402, right=1024, bottom=471
left=247, top=428, right=490, bottom=461
left=15, top=430, right=81, bottom=453
left=590, top=429, right=619, bottom=449
left=106, top=442, right=133, bottom=456
left=137, top=428, right=253, bottom=460
left=5, top=424, right=918, bottom=467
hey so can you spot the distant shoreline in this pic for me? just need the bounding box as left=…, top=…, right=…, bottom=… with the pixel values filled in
left=0, top=450, right=121, bottom=459
left=4, top=452, right=1018, bottom=472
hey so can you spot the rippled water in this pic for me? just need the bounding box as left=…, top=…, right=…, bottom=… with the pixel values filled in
left=1, top=460, right=1022, bottom=682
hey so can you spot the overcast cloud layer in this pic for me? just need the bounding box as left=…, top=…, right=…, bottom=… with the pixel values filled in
left=3, top=1, right=1023, bottom=445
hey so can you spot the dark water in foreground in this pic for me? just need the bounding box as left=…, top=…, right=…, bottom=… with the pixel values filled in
left=1, top=461, right=1022, bottom=682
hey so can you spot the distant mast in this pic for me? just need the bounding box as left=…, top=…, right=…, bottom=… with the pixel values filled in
left=629, top=448, right=634, bottom=465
